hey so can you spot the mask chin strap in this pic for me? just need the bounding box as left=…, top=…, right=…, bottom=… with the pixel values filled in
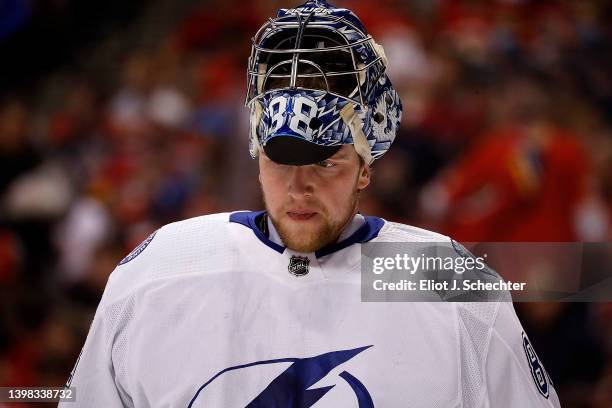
left=371, top=40, right=388, bottom=67
left=340, top=103, right=373, bottom=165
left=256, top=62, right=267, bottom=95
left=249, top=101, right=264, bottom=158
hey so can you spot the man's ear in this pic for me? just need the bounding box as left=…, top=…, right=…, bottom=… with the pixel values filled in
left=357, top=163, right=371, bottom=191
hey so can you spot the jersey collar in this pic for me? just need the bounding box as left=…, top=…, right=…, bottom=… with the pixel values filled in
left=229, top=210, right=384, bottom=258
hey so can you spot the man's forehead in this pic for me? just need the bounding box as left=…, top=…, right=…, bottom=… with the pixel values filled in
left=330, top=145, right=358, bottom=160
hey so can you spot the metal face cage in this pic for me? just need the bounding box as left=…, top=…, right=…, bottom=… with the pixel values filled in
left=246, top=10, right=387, bottom=108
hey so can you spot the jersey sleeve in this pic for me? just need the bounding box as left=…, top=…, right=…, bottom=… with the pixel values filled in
left=481, top=302, right=561, bottom=407
left=59, top=296, right=135, bottom=407
left=59, top=228, right=164, bottom=407
left=58, top=214, right=239, bottom=406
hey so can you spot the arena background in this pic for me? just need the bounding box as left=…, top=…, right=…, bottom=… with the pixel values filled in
left=0, top=0, right=611, bottom=406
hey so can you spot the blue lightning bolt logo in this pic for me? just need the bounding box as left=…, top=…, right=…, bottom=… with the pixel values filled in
left=188, top=346, right=374, bottom=408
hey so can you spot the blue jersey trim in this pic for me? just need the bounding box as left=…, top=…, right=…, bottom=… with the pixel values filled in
left=315, top=216, right=384, bottom=258
left=229, top=211, right=385, bottom=258
left=229, top=211, right=285, bottom=254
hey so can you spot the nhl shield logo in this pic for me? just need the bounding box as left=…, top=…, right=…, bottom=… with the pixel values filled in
left=288, top=255, right=310, bottom=276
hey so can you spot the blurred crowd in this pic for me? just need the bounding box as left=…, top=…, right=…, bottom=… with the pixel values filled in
left=0, top=0, right=611, bottom=406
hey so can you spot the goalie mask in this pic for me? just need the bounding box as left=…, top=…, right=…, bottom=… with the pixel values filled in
left=246, top=0, right=402, bottom=165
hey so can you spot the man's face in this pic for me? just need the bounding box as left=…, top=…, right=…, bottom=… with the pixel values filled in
left=259, top=145, right=371, bottom=253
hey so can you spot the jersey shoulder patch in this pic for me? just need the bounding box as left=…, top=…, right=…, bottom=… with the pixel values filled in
left=118, top=230, right=158, bottom=265
left=522, top=331, right=553, bottom=399
left=116, top=212, right=234, bottom=268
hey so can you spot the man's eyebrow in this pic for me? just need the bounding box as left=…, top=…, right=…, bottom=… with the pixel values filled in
left=330, top=150, right=352, bottom=160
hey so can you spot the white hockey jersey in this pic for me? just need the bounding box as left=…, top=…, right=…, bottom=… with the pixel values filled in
left=61, top=211, right=561, bottom=407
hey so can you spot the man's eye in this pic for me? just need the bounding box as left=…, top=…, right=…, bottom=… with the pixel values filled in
left=315, top=160, right=336, bottom=168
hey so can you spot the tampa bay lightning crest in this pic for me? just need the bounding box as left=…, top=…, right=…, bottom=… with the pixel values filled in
left=188, top=346, right=374, bottom=407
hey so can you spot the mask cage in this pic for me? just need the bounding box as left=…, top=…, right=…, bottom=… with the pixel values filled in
left=246, top=12, right=386, bottom=108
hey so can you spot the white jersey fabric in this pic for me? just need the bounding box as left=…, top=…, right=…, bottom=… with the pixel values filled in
left=61, top=211, right=561, bottom=407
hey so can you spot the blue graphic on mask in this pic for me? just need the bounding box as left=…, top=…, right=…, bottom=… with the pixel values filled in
left=188, top=346, right=374, bottom=407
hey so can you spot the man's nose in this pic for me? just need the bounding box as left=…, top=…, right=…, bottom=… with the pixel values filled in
left=287, top=165, right=314, bottom=199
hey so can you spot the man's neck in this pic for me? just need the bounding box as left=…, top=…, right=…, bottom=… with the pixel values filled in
left=266, top=213, right=366, bottom=250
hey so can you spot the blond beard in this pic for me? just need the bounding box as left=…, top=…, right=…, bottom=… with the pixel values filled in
left=265, top=190, right=359, bottom=253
